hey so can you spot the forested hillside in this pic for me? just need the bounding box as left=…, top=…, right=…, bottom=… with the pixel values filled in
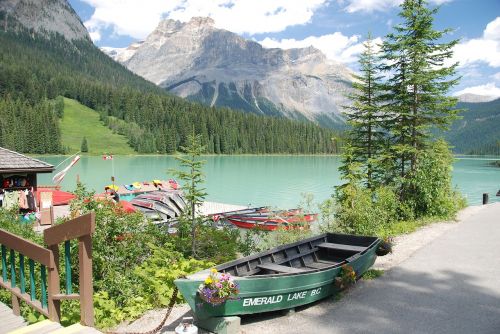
left=0, top=23, right=340, bottom=154
left=441, top=99, right=500, bottom=155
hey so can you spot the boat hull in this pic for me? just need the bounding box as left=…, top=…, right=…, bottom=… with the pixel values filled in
left=174, top=239, right=379, bottom=318
left=36, top=188, right=76, bottom=206
left=226, top=218, right=308, bottom=231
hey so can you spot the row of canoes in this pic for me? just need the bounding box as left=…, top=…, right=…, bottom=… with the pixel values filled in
left=41, top=181, right=319, bottom=231
left=129, top=190, right=186, bottom=221
left=211, top=207, right=318, bottom=231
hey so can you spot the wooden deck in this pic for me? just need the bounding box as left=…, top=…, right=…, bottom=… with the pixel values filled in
left=197, top=201, right=249, bottom=216
left=0, top=302, right=102, bottom=334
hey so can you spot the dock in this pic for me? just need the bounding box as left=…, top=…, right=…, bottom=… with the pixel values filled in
left=49, top=201, right=249, bottom=222
left=197, top=201, right=249, bottom=216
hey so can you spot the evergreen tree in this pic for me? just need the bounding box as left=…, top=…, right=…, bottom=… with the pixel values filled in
left=380, top=0, right=460, bottom=180
left=54, top=95, right=64, bottom=118
left=81, top=136, right=88, bottom=152
left=343, top=34, right=386, bottom=188
left=171, top=132, right=207, bottom=257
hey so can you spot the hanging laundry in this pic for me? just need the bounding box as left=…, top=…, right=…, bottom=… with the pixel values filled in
left=19, top=190, right=28, bottom=209
left=3, top=191, right=19, bottom=209
left=27, top=190, right=36, bottom=211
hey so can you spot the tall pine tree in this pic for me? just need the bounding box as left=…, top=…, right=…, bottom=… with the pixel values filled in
left=343, top=34, right=386, bottom=189
left=381, top=0, right=460, bottom=179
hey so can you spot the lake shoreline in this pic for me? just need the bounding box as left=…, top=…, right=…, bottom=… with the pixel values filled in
left=34, top=155, right=500, bottom=207
left=30, top=153, right=500, bottom=158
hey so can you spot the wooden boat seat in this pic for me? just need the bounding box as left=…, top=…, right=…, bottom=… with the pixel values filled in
left=317, top=242, right=366, bottom=252
left=279, top=247, right=318, bottom=264
left=306, top=261, right=335, bottom=269
left=257, top=263, right=306, bottom=274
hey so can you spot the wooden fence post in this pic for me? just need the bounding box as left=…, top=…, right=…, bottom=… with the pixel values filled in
left=78, top=233, right=94, bottom=326
left=47, top=246, right=61, bottom=322
left=11, top=294, right=20, bottom=316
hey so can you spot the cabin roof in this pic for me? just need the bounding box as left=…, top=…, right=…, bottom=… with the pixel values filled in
left=0, top=147, right=54, bottom=174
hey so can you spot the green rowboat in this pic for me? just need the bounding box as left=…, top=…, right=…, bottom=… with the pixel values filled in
left=174, top=233, right=386, bottom=319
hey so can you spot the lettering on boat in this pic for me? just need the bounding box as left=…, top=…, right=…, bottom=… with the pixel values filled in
left=287, top=291, right=307, bottom=301
left=242, top=288, right=322, bottom=307
left=243, top=295, right=283, bottom=306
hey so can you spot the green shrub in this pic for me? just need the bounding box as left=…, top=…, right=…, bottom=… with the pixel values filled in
left=403, top=140, right=466, bottom=219
left=333, top=183, right=399, bottom=236
left=134, top=244, right=212, bottom=307
left=0, top=183, right=216, bottom=329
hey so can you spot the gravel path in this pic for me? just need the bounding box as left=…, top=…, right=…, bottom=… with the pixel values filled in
left=112, top=205, right=489, bottom=334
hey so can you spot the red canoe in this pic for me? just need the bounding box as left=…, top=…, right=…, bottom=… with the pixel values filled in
left=117, top=200, right=137, bottom=213
left=226, top=213, right=317, bottom=231
left=36, top=188, right=76, bottom=206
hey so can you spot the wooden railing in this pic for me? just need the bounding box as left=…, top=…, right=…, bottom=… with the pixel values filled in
left=0, top=212, right=95, bottom=326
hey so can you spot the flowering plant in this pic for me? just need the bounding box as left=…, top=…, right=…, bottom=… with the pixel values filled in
left=198, top=269, right=239, bottom=305
left=334, top=265, right=357, bottom=289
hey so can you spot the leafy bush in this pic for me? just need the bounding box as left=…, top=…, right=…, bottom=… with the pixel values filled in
left=402, top=140, right=466, bottom=219
left=134, top=244, right=212, bottom=307
left=0, top=183, right=216, bottom=329
left=172, top=218, right=240, bottom=264
left=333, top=183, right=399, bottom=236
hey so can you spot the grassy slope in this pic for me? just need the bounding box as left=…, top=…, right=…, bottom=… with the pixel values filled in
left=60, top=98, right=135, bottom=155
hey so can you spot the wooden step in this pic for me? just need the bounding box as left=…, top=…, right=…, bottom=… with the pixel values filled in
left=0, top=302, right=26, bottom=334
left=50, top=324, right=102, bottom=334
left=6, top=319, right=61, bottom=334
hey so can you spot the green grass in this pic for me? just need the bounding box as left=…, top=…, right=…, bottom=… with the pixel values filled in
left=362, top=269, right=384, bottom=280
left=60, top=98, right=135, bottom=155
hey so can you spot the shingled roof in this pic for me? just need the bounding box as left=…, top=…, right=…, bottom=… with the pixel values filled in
left=0, top=147, right=54, bottom=173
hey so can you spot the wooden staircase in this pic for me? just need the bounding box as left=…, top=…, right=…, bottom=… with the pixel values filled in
left=1, top=213, right=100, bottom=334
left=0, top=301, right=26, bottom=333
left=0, top=302, right=101, bottom=334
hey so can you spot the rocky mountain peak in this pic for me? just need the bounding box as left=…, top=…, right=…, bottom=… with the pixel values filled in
left=103, top=16, right=353, bottom=127
left=187, top=16, right=216, bottom=27
left=0, top=0, right=90, bottom=41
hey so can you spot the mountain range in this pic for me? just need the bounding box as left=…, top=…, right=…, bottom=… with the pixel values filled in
left=103, top=17, right=353, bottom=128
left=1, top=0, right=498, bottom=155
left=442, top=98, right=500, bottom=155
left=0, top=0, right=338, bottom=155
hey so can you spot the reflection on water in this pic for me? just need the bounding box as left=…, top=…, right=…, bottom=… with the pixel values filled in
left=35, top=155, right=500, bottom=207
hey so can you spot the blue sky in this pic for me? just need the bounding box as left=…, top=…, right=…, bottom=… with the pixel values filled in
left=69, top=0, right=500, bottom=97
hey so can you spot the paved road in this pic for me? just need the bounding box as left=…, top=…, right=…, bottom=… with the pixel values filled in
left=241, top=203, right=500, bottom=334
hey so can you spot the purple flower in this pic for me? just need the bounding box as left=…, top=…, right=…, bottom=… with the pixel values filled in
left=202, top=287, right=213, bottom=299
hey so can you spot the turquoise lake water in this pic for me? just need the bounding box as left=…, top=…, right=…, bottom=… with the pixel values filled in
left=36, top=155, right=500, bottom=207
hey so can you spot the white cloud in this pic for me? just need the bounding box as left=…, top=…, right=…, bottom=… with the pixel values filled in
left=341, top=0, right=452, bottom=13
left=452, top=17, right=500, bottom=68
left=492, top=72, right=500, bottom=82
left=81, top=0, right=327, bottom=41
left=484, top=16, right=500, bottom=41
left=259, top=33, right=383, bottom=64
left=453, top=82, right=500, bottom=98
left=88, top=30, right=101, bottom=42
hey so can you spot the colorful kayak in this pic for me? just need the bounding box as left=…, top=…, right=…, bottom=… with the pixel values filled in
left=174, top=233, right=386, bottom=319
